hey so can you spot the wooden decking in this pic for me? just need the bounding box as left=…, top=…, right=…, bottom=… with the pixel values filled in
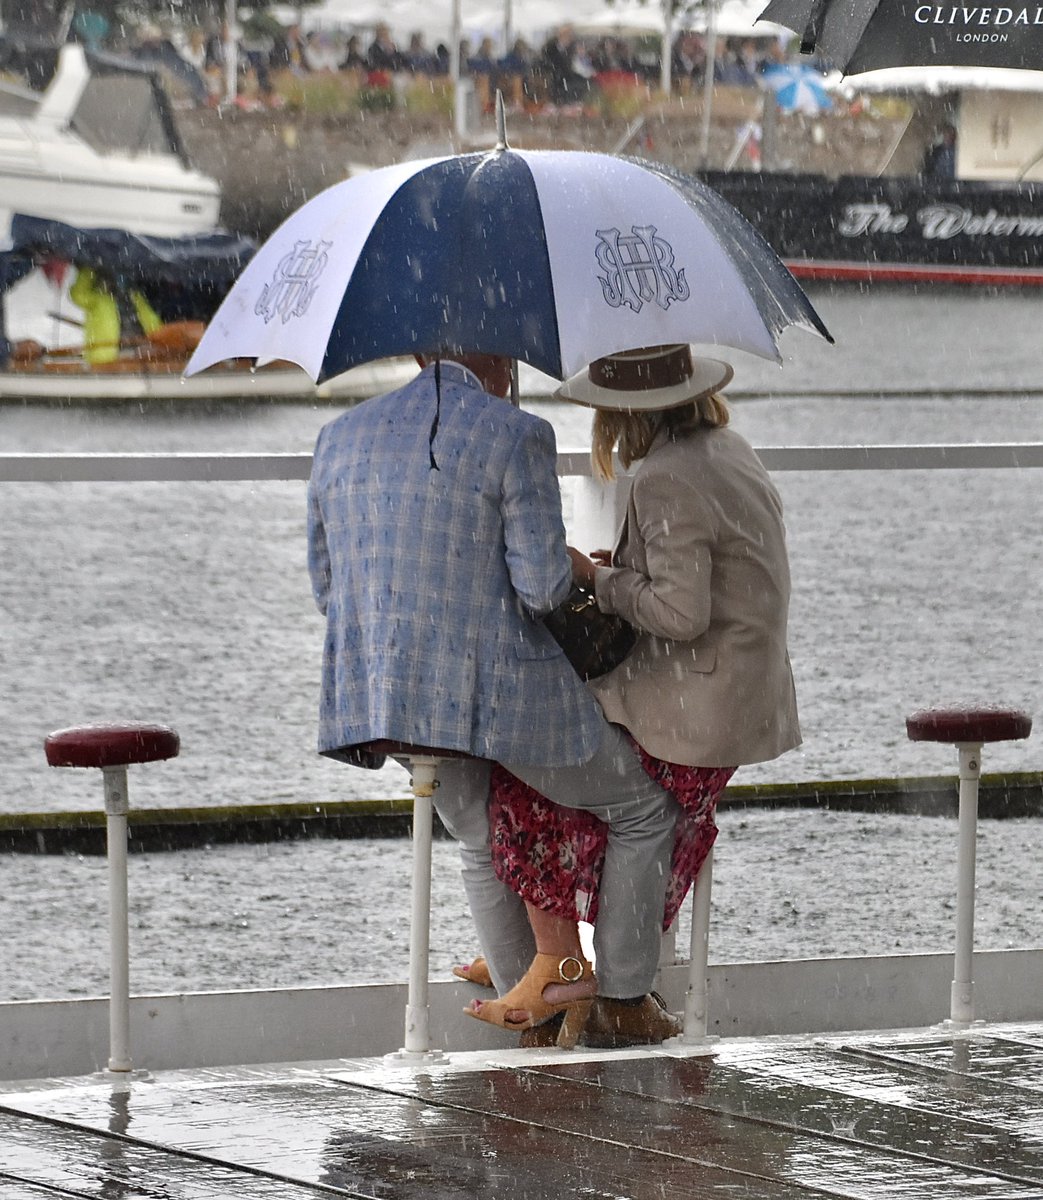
left=2, top=1022, right=1042, bottom=1198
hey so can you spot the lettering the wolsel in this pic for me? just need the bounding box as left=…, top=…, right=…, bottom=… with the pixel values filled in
left=839, top=203, right=1043, bottom=240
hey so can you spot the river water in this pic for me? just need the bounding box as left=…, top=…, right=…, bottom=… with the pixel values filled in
left=1, top=283, right=1041, bottom=1000
left=2, top=284, right=1040, bottom=814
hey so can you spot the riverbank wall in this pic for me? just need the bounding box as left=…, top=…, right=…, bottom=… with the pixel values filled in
left=5, top=772, right=1040, bottom=854
left=174, top=90, right=913, bottom=240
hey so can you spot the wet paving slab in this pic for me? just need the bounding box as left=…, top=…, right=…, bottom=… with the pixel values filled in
left=1, top=1023, right=1042, bottom=1199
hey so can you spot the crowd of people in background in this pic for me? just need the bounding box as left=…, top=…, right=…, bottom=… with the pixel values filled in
left=59, top=11, right=805, bottom=115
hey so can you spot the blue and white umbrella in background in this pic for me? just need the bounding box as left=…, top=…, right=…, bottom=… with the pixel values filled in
left=760, top=61, right=835, bottom=115
left=187, top=136, right=832, bottom=385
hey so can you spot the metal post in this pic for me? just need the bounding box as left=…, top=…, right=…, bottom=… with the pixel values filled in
left=681, top=846, right=715, bottom=1042
left=450, top=0, right=465, bottom=141
left=102, top=765, right=132, bottom=1072
left=760, top=91, right=778, bottom=173
left=660, top=1, right=673, bottom=96
left=697, top=0, right=719, bottom=166
left=950, top=742, right=981, bottom=1026
left=570, top=474, right=629, bottom=555
left=658, top=925, right=677, bottom=968
left=502, top=0, right=513, bottom=53
left=391, top=756, right=445, bottom=1061
left=223, top=0, right=238, bottom=108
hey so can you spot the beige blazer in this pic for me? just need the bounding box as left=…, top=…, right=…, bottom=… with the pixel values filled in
left=590, top=422, right=801, bottom=768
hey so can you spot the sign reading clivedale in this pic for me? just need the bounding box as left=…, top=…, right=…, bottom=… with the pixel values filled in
left=915, top=4, right=1043, bottom=29
left=759, top=0, right=1043, bottom=72
left=851, top=0, right=1043, bottom=69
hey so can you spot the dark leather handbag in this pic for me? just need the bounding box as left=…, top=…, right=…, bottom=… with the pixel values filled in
left=543, top=584, right=636, bottom=681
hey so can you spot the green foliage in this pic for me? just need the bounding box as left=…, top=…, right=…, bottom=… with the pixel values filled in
left=594, top=75, right=653, bottom=120
left=400, top=78, right=453, bottom=118
left=272, top=69, right=455, bottom=118
left=240, top=9, right=287, bottom=39
left=96, top=2, right=321, bottom=28
left=356, top=84, right=395, bottom=112
left=275, top=68, right=360, bottom=116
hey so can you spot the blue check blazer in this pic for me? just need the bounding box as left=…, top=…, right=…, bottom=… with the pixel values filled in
left=307, top=362, right=604, bottom=767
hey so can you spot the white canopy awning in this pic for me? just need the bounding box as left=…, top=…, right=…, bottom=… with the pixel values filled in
left=301, top=0, right=791, bottom=47
left=841, top=66, right=1043, bottom=96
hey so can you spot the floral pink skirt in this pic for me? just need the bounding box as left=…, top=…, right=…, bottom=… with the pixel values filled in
left=489, top=739, right=735, bottom=929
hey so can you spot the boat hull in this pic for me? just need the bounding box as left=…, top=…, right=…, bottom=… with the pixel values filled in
left=0, top=165, right=221, bottom=241
left=0, top=358, right=418, bottom=405
left=701, top=169, right=1043, bottom=286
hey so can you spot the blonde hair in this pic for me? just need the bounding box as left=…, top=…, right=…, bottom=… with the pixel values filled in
left=591, top=393, right=730, bottom=481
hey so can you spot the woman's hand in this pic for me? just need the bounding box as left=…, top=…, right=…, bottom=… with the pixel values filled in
left=567, top=546, right=608, bottom=589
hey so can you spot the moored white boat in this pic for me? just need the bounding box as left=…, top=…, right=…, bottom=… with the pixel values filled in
left=0, top=212, right=422, bottom=404
left=0, top=213, right=566, bottom=405
left=0, top=43, right=220, bottom=241
left=0, top=349, right=418, bottom=406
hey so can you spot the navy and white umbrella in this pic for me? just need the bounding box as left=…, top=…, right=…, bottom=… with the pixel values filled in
left=187, top=145, right=831, bottom=384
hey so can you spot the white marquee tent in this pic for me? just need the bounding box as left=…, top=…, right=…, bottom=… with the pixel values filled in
left=295, top=0, right=788, bottom=49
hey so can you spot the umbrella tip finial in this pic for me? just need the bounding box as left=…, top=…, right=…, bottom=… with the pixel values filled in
left=495, top=89, right=509, bottom=150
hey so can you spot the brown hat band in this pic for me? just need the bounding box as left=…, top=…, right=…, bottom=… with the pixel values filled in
left=589, top=345, right=694, bottom=393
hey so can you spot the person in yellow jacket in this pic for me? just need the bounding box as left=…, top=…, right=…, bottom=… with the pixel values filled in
left=69, top=268, right=162, bottom=365
left=130, top=288, right=163, bottom=337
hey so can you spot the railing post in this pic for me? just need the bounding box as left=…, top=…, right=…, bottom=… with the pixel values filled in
left=950, top=742, right=981, bottom=1026
left=681, top=847, right=715, bottom=1043
left=102, top=765, right=132, bottom=1072
left=906, top=706, right=1031, bottom=1029
left=388, top=756, right=445, bottom=1063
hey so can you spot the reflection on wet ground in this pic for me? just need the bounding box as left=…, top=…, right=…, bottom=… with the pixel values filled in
left=2, top=1023, right=1041, bottom=1198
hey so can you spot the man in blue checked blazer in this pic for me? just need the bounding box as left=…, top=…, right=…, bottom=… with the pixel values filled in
left=308, top=354, right=682, bottom=1041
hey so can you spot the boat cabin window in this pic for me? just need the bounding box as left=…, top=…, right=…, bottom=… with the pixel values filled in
left=0, top=78, right=40, bottom=119
left=70, top=74, right=176, bottom=158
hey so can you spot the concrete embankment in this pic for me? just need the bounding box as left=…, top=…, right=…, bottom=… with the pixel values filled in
left=4, top=772, right=1040, bottom=854
left=174, top=94, right=913, bottom=241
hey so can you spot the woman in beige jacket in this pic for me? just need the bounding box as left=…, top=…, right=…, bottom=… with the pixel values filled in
left=581, top=350, right=800, bottom=768
left=466, top=344, right=800, bottom=1047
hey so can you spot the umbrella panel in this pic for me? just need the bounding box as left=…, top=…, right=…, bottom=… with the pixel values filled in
left=644, top=162, right=832, bottom=353
left=522, top=150, right=810, bottom=373
left=322, top=153, right=563, bottom=381
left=187, top=150, right=832, bottom=384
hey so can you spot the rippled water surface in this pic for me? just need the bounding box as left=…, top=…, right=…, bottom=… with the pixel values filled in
left=3, top=286, right=1040, bottom=814
left=1, top=284, right=1041, bottom=1000
left=3, top=808, right=1041, bottom=1001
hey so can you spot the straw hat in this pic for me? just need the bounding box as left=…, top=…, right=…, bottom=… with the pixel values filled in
left=555, top=344, right=733, bottom=412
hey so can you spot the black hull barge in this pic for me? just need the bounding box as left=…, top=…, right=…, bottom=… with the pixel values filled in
left=702, top=169, right=1043, bottom=286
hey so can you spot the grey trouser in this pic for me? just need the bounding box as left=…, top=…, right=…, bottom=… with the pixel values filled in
left=432, top=721, right=679, bottom=999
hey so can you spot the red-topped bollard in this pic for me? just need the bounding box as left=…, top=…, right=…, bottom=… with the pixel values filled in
left=358, top=739, right=473, bottom=1063
left=906, top=706, right=1031, bottom=1027
left=45, top=723, right=179, bottom=1072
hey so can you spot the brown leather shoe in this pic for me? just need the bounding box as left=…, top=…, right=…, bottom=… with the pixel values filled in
left=578, top=993, right=682, bottom=1049
left=518, top=1011, right=564, bottom=1048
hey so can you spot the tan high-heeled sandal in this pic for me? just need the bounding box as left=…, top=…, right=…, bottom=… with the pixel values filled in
left=464, top=953, right=595, bottom=1036
left=452, top=955, right=493, bottom=988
